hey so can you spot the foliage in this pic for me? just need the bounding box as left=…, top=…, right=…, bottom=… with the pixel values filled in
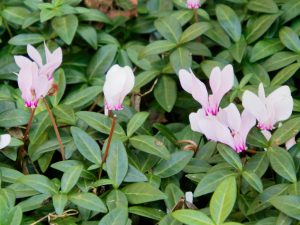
left=0, top=0, right=300, bottom=224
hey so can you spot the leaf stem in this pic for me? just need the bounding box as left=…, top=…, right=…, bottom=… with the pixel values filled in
left=98, top=115, right=117, bottom=179
left=43, top=98, right=65, bottom=160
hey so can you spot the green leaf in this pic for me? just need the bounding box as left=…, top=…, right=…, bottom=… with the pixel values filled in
left=159, top=214, right=182, bottom=225
left=106, top=189, right=128, bottom=211
left=8, top=206, right=22, bottom=225
left=127, top=112, right=149, bottom=137
left=217, top=144, right=243, bottom=171
left=263, top=51, right=299, bottom=72
left=172, top=209, right=215, bottom=225
left=69, top=192, right=107, bottom=212
left=153, top=123, right=178, bottom=145
left=51, top=14, right=78, bottom=45
left=250, top=39, right=284, bottom=62
left=124, top=165, right=147, bottom=182
left=62, top=86, right=101, bottom=110
left=216, top=4, right=241, bottom=42
left=0, top=109, right=30, bottom=128
left=53, top=193, right=68, bottom=215
left=129, top=206, right=165, bottom=221
left=269, top=195, right=300, bottom=220
left=164, top=183, right=184, bottom=211
left=247, top=0, right=278, bottom=13
left=53, top=105, right=76, bottom=125
left=280, top=27, right=300, bottom=54
left=194, top=170, right=236, bottom=197
left=87, top=44, right=118, bottom=80
left=140, top=40, right=177, bottom=57
left=61, top=165, right=83, bottom=193
left=77, top=25, right=98, bottom=50
left=204, top=21, right=231, bottom=48
left=210, top=176, right=237, bottom=224
left=18, top=194, right=50, bottom=212
left=19, top=174, right=58, bottom=195
left=270, top=63, right=300, bottom=87
left=106, top=139, right=128, bottom=188
left=170, top=47, right=192, bottom=73
left=122, top=183, right=166, bottom=204
left=185, top=42, right=212, bottom=57
left=129, top=135, right=170, bottom=159
left=270, top=117, right=300, bottom=146
left=242, top=171, right=263, bottom=193
left=180, top=22, right=212, bottom=44
left=2, top=7, right=30, bottom=26
left=229, top=36, right=247, bottom=63
left=76, top=111, right=126, bottom=140
left=50, top=69, right=66, bottom=106
left=99, top=207, right=128, bottom=225
left=153, top=151, right=193, bottom=178
left=281, top=0, right=300, bottom=24
left=9, top=34, right=44, bottom=46
left=134, top=70, right=160, bottom=90
left=268, top=147, right=297, bottom=183
left=71, top=127, right=102, bottom=165
left=77, top=8, right=111, bottom=24
left=247, top=128, right=269, bottom=148
left=244, top=152, right=269, bottom=178
left=154, top=76, right=177, bottom=112
left=29, top=111, right=51, bottom=144
left=246, top=14, right=279, bottom=44
left=154, top=16, right=182, bottom=43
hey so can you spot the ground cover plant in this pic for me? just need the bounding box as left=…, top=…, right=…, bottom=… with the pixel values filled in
left=0, top=0, right=300, bottom=224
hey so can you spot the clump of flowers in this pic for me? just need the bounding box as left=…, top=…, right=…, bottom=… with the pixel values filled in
left=180, top=65, right=293, bottom=153
left=14, top=44, right=62, bottom=108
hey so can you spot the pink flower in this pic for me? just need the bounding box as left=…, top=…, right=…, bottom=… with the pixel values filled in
left=0, top=134, right=11, bottom=150
left=189, top=104, right=255, bottom=152
left=14, top=44, right=62, bottom=108
left=103, top=64, right=135, bottom=115
left=187, top=0, right=200, bottom=9
left=242, top=83, right=293, bottom=130
left=179, top=64, right=234, bottom=116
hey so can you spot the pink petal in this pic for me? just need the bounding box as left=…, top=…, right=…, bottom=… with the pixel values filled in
left=261, top=130, right=272, bottom=141
left=0, top=134, right=11, bottom=149
left=242, top=90, right=268, bottom=124
left=258, top=83, right=266, bottom=100
left=214, top=121, right=235, bottom=150
left=266, top=85, right=293, bottom=123
left=213, top=64, right=234, bottom=106
left=14, top=56, right=32, bottom=68
left=27, top=44, right=43, bottom=67
left=197, top=118, right=219, bottom=141
left=222, top=103, right=241, bottom=132
left=209, top=67, right=221, bottom=95
left=286, top=137, right=296, bottom=150
left=189, top=111, right=202, bottom=133
left=239, top=110, right=256, bottom=141
left=17, top=63, right=34, bottom=102
left=179, top=69, right=208, bottom=108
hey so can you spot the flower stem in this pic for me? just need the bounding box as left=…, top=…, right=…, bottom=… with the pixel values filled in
left=43, top=98, right=65, bottom=160
left=193, top=9, right=199, bottom=23
left=23, top=107, right=36, bottom=143
left=98, top=115, right=117, bottom=179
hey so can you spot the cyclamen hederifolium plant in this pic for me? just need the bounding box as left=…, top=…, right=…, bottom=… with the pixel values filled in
left=0, top=0, right=300, bottom=224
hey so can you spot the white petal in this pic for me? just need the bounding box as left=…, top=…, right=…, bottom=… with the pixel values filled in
left=261, top=130, right=272, bottom=141
left=214, top=121, right=235, bottom=149
left=242, top=90, right=268, bottom=123
left=0, top=134, right=11, bottom=149
left=258, top=83, right=266, bottom=100
left=14, top=56, right=32, bottom=68
left=222, top=103, right=241, bottom=132
left=286, top=137, right=296, bottom=150
left=266, top=86, right=293, bottom=123
left=209, top=66, right=221, bottom=95
left=27, top=44, right=43, bottom=67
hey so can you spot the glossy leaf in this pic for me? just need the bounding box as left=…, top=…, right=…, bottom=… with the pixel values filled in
left=172, top=209, right=215, bottom=225
left=52, top=15, right=78, bottom=45
left=154, top=76, right=177, bottom=112
left=127, top=112, right=149, bottom=137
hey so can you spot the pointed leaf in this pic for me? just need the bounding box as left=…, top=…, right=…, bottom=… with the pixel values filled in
left=127, top=112, right=149, bottom=137
left=154, top=76, right=177, bottom=112
left=51, top=15, right=78, bottom=45
left=172, top=209, right=214, bottom=225
left=269, top=195, right=300, bottom=220
left=61, top=165, right=83, bottom=193
left=98, top=207, right=128, bottom=225
left=69, top=192, right=107, bottom=212
left=217, top=144, right=243, bottom=171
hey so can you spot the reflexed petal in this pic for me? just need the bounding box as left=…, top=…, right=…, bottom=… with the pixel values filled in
left=179, top=69, right=208, bottom=107
left=239, top=110, right=256, bottom=141
left=209, top=67, right=221, bottom=95
left=17, top=63, right=34, bottom=102
left=120, top=66, right=135, bottom=96
left=214, top=64, right=234, bottom=105
left=242, top=90, right=268, bottom=123
left=222, top=103, right=241, bottom=132
left=197, top=116, right=219, bottom=141
left=214, top=121, right=235, bottom=149
left=258, top=83, right=265, bottom=100
left=27, top=44, right=43, bottom=67
left=0, top=134, right=11, bottom=149
left=14, top=56, right=32, bottom=68
left=189, top=110, right=203, bottom=133
left=267, top=86, right=293, bottom=122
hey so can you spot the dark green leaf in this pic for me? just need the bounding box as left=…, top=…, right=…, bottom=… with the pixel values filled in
left=180, top=22, right=212, bottom=44
left=279, top=26, right=300, bottom=53
left=247, top=0, right=278, bottom=13
left=217, top=144, right=243, bottom=171
left=98, top=207, right=128, bottom=225
left=154, top=16, right=182, bottom=43
left=129, top=206, right=165, bottom=221
left=250, top=39, right=284, bottom=62
left=270, top=63, right=300, bottom=87
left=9, top=34, right=44, bottom=46
left=0, top=109, right=30, bottom=128
left=77, top=25, right=98, bottom=50
left=52, top=15, right=78, bottom=45
left=269, top=195, right=300, bottom=220
left=172, top=209, right=214, bottom=225
left=170, top=47, right=192, bottom=73
left=242, top=171, right=263, bottom=193
left=69, top=193, right=107, bottom=212
left=140, top=41, right=177, bottom=57
left=61, top=165, right=83, bottom=193
left=127, top=112, right=149, bottom=137
left=154, top=76, right=177, bottom=112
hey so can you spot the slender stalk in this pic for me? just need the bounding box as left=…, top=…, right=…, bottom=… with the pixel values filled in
left=23, top=107, right=37, bottom=143
left=43, top=98, right=65, bottom=160
left=193, top=9, right=199, bottom=23
left=98, top=115, right=117, bottom=179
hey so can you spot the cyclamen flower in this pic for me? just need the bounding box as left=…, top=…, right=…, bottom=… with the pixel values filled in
left=14, top=44, right=62, bottom=108
left=189, top=104, right=255, bottom=152
left=0, top=134, right=11, bottom=150
left=187, top=0, right=200, bottom=9
left=103, top=64, right=135, bottom=115
left=242, top=83, right=293, bottom=130
left=179, top=64, right=234, bottom=116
